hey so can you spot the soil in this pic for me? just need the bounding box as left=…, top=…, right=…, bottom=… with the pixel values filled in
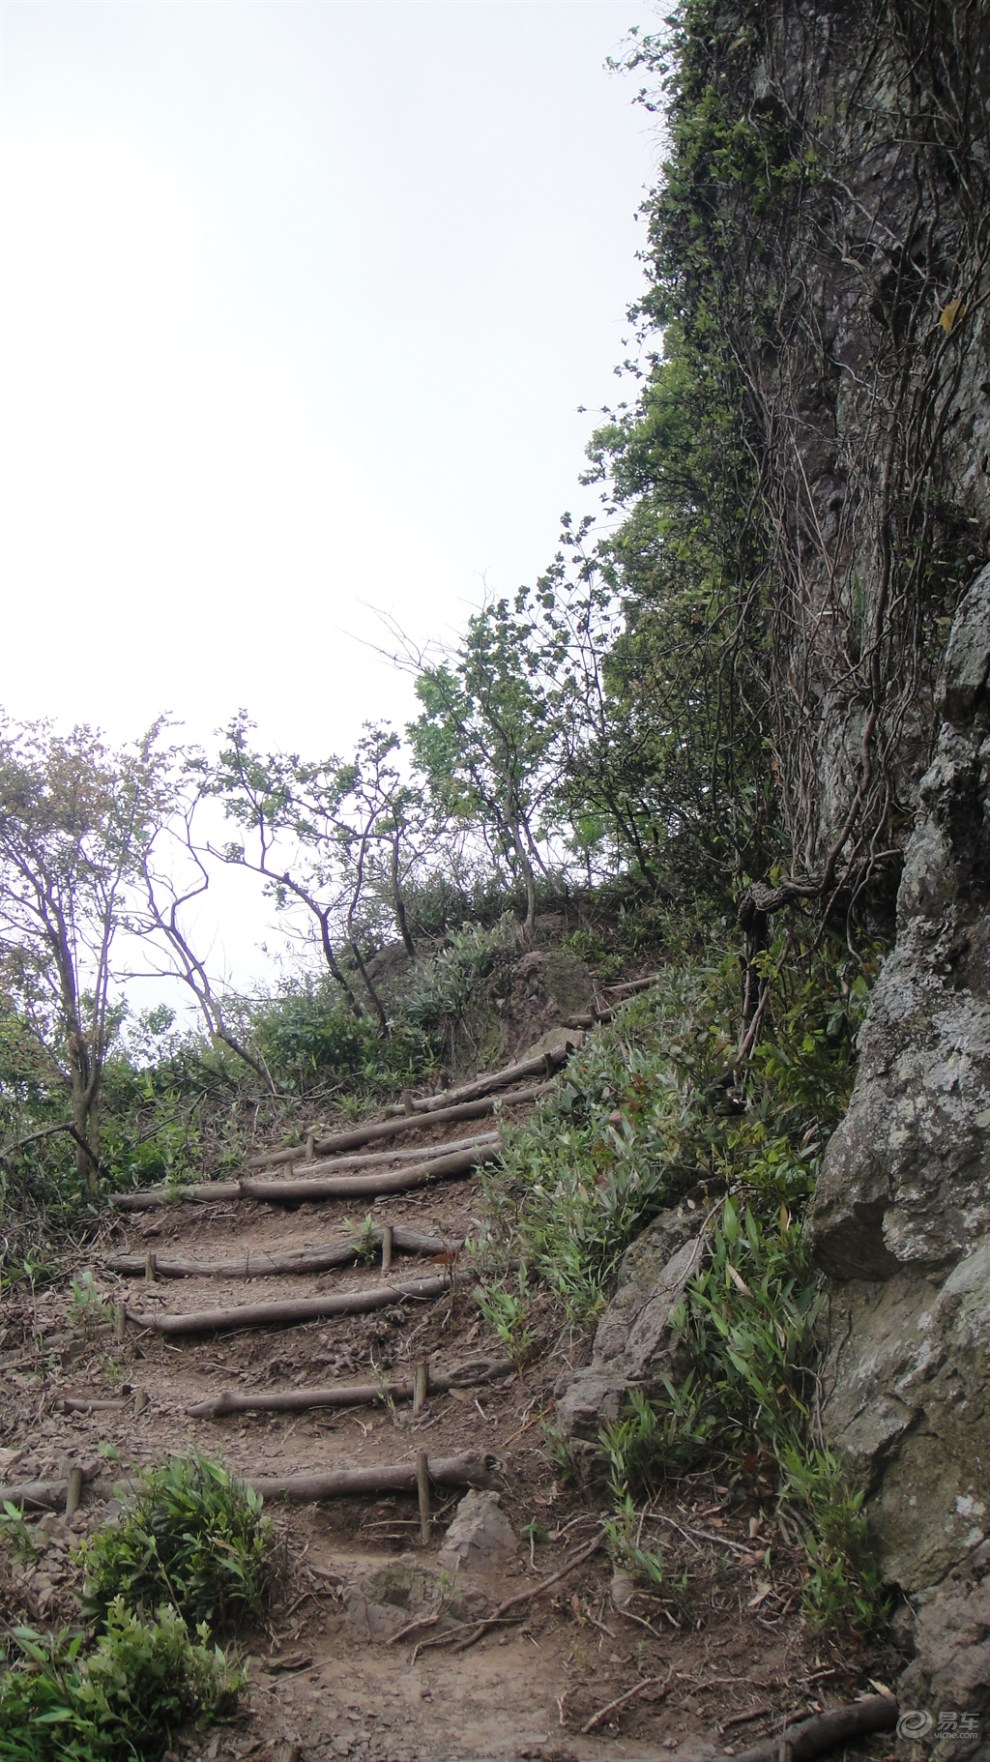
left=0, top=1063, right=897, bottom=1762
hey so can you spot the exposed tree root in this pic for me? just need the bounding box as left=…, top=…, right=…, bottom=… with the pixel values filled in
left=398, top=1530, right=604, bottom=1655
left=724, top=1694, right=899, bottom=1762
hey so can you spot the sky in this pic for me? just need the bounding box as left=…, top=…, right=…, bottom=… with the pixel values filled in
left=0, top=0, right=665, bottom=999
left=1, top=0, right=664, bottom=757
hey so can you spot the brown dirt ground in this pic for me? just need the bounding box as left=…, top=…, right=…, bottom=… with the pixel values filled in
left=0, top=1078, right=900, bottom=1762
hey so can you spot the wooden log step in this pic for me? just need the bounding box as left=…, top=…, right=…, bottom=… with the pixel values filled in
left=0, top=1451, right=497, bottom=1511
left=125, top=1271, right=455, bottom=1336
left=185, top=1353, right=512, bottom=1419
left=238, top=1141, right=499, bottom=1203
left=247, top=1081, right=553, bottom=1169
left=381, top=1045, right=573, bottom=1117
left=107, top=1226, right=462, bottom=1280
left=293, top=1130, right=498, bottom=1180
left=113, top=1139, right=502, bottom=1212
left=247, top=1450, right=498, bottom=1501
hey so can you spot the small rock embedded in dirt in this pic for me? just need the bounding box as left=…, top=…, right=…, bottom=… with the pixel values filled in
left=343, top=1559, right=442, bottom=1640
left=437, top=1488, right=516, bottom=1573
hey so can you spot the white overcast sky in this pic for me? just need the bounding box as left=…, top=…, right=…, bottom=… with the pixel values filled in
left=1, top=0, right=664, bottom=766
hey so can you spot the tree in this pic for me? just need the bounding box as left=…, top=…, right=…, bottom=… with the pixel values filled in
left=130, top=796, right=277, bottom=1094
left=400, top=599, right=564, bottom=939
left=201, top=715, right=427, bottom=1032
left=0, top=716, right=171, bottom=1192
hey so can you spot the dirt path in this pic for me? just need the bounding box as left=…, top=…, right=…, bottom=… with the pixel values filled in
left=0, top=1059, right=886, bottom=1762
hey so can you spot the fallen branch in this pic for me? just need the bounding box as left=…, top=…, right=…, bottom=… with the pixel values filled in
left=247, top=1082, right=552, bottom=1168
left=246, top=1450, right=497, bottom=1501
left=581, top=1670, right=673, bottom=1734
left=106, top=1226, right=461, bottom=1279
left=238, top=1141, right=499, bottom=1203
left=185, top=1354, right=513, bottom=1419
left=52, top=1395, right=133, bottom=1413
left=726, top=1695, right=899, bottom=1762
left=125, top=1271, right=454, bottom=1336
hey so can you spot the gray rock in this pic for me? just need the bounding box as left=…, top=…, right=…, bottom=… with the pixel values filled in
left=436, top=1489, right=516, bottom=1573
left=342, top=1560, right=442, bottom=1641
left=555, top=1207, right=702, bottom=1440
left=812, top=568, right=990, bottom=1745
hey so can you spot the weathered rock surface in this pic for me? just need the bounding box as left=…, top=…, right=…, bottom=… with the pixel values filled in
left=555, top=1207, right=701, bottom=1441
left=342, top=1558, right=486, bottom=1642
left=436, top=1489, right=516, bottom=1575
left=812, top=567, right=990, bottom=1750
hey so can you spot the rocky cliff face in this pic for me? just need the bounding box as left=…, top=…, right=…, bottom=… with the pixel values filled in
left=812, top=568, right=990, bottom=1748
left=613, top=2, right=990, bottom=1741
left=706, top=6, right=989, bottom=1740
left=690, top=0, right=989, bottom=877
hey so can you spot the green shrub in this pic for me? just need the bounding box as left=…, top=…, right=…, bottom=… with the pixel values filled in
left=78, top=1455, right=274, bottom=1636
left=0, top=1600, right=241, bottom=1762
left=249, top=978, right=430, bottom=1095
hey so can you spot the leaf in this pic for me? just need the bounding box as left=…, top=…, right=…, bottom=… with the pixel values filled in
left=938, top=297, right=966, bottom=333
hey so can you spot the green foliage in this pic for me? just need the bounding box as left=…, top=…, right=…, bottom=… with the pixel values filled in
left=400, top=920, right=516, bottom=1035
left=601, top=1492, right=688, bottom=1600
left=478, top=913, right=885, bottom=1634
left=66, top=1272, right=113, bottom=1335
left=0, top=1500, right=39, bottom=1565
left=344, top=1212, right=380, bottom=1264
left=249, top=977, right=429, bottom=1097
left=780, top=1445, right=887, bottom=1632
left=480, top=960, right=735, bottom=1320
left=0, top=716, right=175, bottom=1195
left=78, top=1455, right=275, bottom=1636
left=408, top=601, right=563, bottom=927
left=474, top=1271, right=533, bottom=1358
left=0, top=1602, right=241, bottom=1762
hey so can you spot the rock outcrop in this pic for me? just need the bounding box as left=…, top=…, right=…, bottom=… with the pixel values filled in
left=812, top=567, right=990, bottom=1753
left=555, top=1206, right=702, bottom=1445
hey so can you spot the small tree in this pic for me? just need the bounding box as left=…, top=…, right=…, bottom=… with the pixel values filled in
left=0, top=716, right=171, bottom=1192
left=130, top=797, right=277, bottom=1094
left=201, top=714, right=422, bottom=1031
left=401, top=598, right=564, bottom=939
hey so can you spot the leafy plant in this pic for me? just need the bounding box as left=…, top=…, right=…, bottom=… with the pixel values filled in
left=0, top=1601, right=242, bottom=1762
left=78, top=1454, right=275, bottom=1635
left=475, top=1271, right=534, bottom=1358
left=66, top=1271, right=113, bottom=1335
left=345, top=1212, right=380, bottom=1264
left=0, top=1500, right=38, bottom=1564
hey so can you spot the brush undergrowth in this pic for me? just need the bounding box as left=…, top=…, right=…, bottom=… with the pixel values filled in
left=78, top=1454, right=276, bottom=1633
left=477, top=924, right=887, bottom=1635
left=0, top=1455, right=272, bottom=1760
